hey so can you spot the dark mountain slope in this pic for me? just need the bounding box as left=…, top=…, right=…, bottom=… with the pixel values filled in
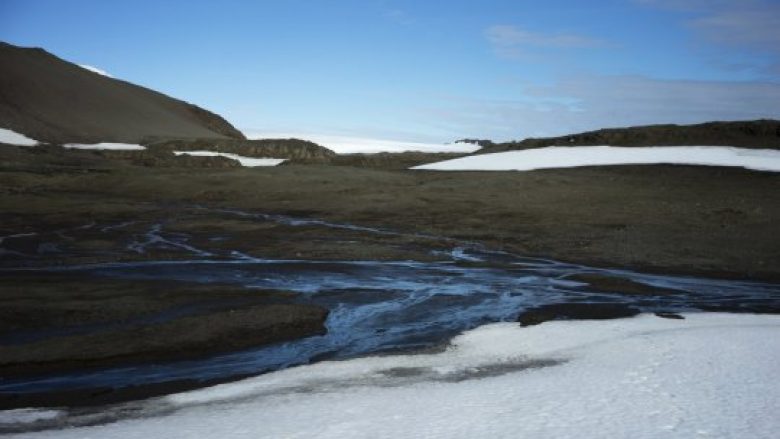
left=0, top=42, right=245, bottom=144
left=481, top=120, right=780, bottom=153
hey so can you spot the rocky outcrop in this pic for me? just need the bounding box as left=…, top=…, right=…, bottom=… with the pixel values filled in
left=0, top=42, right=246, bottom=144
left=517, top=303, right=640, bottom=326
left=455, top=139, right=496, bottom=149
left=148, top=138, right=337, bottom=161
left=291, top=151, right=467, bottom=169
left=99, top=149, right=244, bottom=168
left=482, top=120, right=780, bottom=153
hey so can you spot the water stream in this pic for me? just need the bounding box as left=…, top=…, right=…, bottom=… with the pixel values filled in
left=1, top=209, right=778, bottom=396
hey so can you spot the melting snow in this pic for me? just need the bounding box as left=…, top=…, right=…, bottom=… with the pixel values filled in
left=77, top=64, right=113, bottom=78
left=63, top=143, right=146, bottom=151
left=0, top=409, right=62, bottom=424
left=0, top=128, right=39, bottom=146
left=413, top=145, right=780, bottom=172
left=244, top=132, right=481, bottom=154
left=6, top=313, right=779, bottom=438
left=173, top=151, right=285, bottom=167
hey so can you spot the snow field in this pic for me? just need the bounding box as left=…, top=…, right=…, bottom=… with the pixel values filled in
left=5, top=313, right=779, bottom=438
left=413, top=145, right=780, bottom=172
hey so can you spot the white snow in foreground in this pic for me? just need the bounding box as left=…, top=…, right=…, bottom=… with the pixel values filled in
left=63, top=143, right=146, bottom=151
left=413, top=145, right=780, bottom=172
left=78, top=64, right=113, bottom=78
left=9, top=313, right=779, bottom=438
left=245, top=132, right=481, bottom=154
left=173, top=151, right=285, bottom=167
left=0, top=128, right=39, bottom=146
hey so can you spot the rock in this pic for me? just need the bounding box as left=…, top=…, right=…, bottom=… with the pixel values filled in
left=94, top=149, right=243, bottom=168
left=302, top=152, right=467, bottom=169
left=147, top=138, right=336, bottom=161
left=654, top=312, right=685, bottom=319
left=517, top=302, right=640, bottom=326
left=454, top=139, right=495, bottom=148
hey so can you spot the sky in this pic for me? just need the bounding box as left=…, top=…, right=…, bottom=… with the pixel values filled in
left=1, top=0, right=779, bottom=142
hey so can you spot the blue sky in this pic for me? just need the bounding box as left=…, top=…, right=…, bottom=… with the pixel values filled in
left=2, top=0, right=779, bottom=142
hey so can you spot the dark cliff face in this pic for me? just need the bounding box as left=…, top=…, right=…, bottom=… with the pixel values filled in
left=481, top=120, right=780, bottom=153
left=0, top=42, right=246, bottom=144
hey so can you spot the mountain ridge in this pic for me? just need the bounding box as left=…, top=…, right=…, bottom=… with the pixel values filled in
left=0, top=42, right=246, bottom=144
left=479, top=119, right=780, bottom=153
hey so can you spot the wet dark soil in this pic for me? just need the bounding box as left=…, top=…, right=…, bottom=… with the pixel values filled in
left=564, top=273, right=681, bottom=296
left=0, top=274, right=327, bottom=378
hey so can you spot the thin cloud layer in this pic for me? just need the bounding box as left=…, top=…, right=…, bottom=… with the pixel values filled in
left=425, top=75, right=780, bottom=140
left=485, top=25, right=611, bottom=60
left=472, top=2, right=780, bottom=141
left=485, top=25, right=609, bottom=49
left=691, top=9, right=780, bottom=50
left=638, top=0, right=780, bottom=52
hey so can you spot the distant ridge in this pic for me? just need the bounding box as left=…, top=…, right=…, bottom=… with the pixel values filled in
left=0, top=42, right=246, bottom=144
left=480, top=120, right=780, bottom=153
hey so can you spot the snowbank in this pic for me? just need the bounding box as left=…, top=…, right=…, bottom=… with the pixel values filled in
left=173, top=151, right=285, bottom=167
left=0, top=128, right=38, bottom=146
left=77, top=64, right=113, bottom=78
left=413, top=145, right=780, bottom=172
left=7, top=313, right=779, bottom=438
left=63, top=143, right=146, bottom=151
left=244, top=132, right=481, bottom=154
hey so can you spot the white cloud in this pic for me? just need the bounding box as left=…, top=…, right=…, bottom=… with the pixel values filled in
left=690, top=8, right=780, bottom=50
left=637, top=0, right=780, bottom=52
left=486, top=25, right=610, bottom=49
left=78, top=64, right=113, bottom=78
left=484, top=25, right=614, bottom=62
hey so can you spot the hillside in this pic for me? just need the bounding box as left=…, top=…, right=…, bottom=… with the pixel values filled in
left=480, top=120, right=780, bottom=153
left=0, top=42, right=245, bottom=144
